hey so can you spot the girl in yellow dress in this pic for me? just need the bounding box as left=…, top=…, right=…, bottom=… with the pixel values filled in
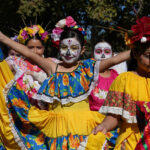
left=0, top=16, right=130, bottom=150
left=93, top=16, right=150, bottom=150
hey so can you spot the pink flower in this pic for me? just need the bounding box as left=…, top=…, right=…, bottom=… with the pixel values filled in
left=21, top=30, right=28, bottom=39
left=66, top=16, right=76, bottom=27
left=41, top=31, right=48, bottom=40
left=52, top=27, right=63, bottom=35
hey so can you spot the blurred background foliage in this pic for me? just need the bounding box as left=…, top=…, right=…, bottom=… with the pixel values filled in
left=0, top=0, right=149, bottom=58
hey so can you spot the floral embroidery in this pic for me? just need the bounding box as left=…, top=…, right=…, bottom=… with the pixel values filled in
left=104, top=91, right=136, bottom=117
left=63, top=74, right=69, bottom=86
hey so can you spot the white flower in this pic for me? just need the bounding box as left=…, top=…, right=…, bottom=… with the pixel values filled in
left=51, top=33, right=61, bottom=41
left=141, top=36, right=147, bottom=43
left=55, top=19, right=66, bottom=28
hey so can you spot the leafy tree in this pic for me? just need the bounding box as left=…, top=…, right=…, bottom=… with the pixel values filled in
left=86, top=0, right=149, bottom=53
left=0, top=0, right=149, bottom=57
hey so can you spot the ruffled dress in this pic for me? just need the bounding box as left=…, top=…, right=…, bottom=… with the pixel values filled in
left=0, top=47, right=116, bottom=150
left=0, top=48, right=20, bottom=150
left=99, top=72, right=150, bottom=149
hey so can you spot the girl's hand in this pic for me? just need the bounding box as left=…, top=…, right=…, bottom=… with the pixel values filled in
left=92, top=124, right=107, bottom=135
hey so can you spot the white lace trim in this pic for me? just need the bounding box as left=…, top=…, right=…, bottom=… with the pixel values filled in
left=99, top=106, right=137, bottom=123
left=3, top=79, right=27, bottom=150
left=35, top=60, right=100, bottom=105
left=102, top=140, right=107, bottom=150
left=77, top=137, right=88, bottom=150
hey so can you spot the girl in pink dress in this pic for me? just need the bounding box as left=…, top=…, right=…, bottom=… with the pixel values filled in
left=89, top=41, right=119, bottom=148
left=89, top=41, right=119, bottom=111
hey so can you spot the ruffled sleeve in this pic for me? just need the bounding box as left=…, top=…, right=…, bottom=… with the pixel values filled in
left=37, top=58, right=100, bottom=104
left=99, top=72, right=137, bottom=123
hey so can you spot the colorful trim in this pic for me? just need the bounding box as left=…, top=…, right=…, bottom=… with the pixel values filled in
left=99, top=91, right=137, bottom=123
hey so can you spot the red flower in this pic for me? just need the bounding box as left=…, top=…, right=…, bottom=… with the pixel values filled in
left=52, top=40, right=60, bottom=49
left=131, top=16, right=150, bottom=43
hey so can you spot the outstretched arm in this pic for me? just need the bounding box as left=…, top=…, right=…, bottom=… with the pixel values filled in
left=0, top=32, right=56, bottom=76
left=99, top=50, right=130, bottom=73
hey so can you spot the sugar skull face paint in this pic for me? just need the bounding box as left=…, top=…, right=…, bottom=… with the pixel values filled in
left=94, top=42, right=112, bottom=60
left=60, top=38, right=81, bottom=64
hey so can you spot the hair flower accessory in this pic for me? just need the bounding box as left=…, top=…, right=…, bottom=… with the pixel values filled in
left=66, top=16, right=77, bottom=27
left=55, top=19, right=66, bottom=28
left=141, top=36, right=147, bottom=43
left=51, top=16, right=86, bottom=48
left=17, top=25, right=49, bottom=44
left=130, top=16, right=150, bottom=44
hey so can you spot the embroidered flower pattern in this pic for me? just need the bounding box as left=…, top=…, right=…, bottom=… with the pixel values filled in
left=38, top=59, right=96, bottom=100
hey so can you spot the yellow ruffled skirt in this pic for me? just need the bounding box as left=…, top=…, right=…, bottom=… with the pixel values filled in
left=0, top=60, right=21, bottom=150
left=29, top=99, right=105, bottom=138
left=114, top=123, right=141, bottom=150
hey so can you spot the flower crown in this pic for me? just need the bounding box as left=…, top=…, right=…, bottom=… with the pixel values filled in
left=11, top=35, right=19, bottom=42
left=51, top=16, right=87, bottom=48
left=17, top=25, right=49, bottom=44
left=124, top=16, right=150, bottom=47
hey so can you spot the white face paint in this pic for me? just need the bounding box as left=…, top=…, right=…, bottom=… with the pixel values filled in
left=94, top=42, right=112, bottom=61
left=60, top=38, right=81, bottom=64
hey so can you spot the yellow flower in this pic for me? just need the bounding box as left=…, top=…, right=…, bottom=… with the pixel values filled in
left=70, top=86, right=73, bottom=94
left=12, top=98, right=28, bottom=110
left=50, top=139, right=56, bottom=150
left=63, top=74, right=69, bottom=86
left=35, top=133, right=44, bottom=145
left=49, top=82, right=55, bottom=96
left=69, top=134, right=80, bottom=149
left=26, top=142, right=31, bottom=148
left=84, top=67, right=93, bottom=77
left=62, top=138, right=67, bottom=150
left=63, top=91, right=68, bottom=96
left=38, top=25, right=45, bottom=34
left=27, top=28, right=35, bottom=36
left=70, top=72, right=76, bottom=77
left=80, top=74, right=89, bottom=91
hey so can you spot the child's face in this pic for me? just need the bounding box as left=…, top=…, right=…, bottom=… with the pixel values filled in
left=27, top=39, right=45, bottom=56
left=137, top=46, right=150, bottom=73
left=8, top=49, right=20, bottom=57
left=94, top=42, right=112, bottom=61
left=60, top=37, right=81, bottom=64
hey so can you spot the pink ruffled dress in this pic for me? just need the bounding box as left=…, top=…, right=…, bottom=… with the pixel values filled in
left=89, top=69, right=118, bottom=111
